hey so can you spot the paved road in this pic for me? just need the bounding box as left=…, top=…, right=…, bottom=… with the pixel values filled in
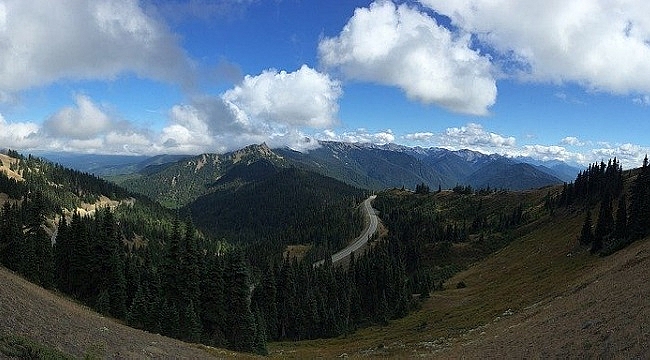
left=314, top=195, right=378, bottom=267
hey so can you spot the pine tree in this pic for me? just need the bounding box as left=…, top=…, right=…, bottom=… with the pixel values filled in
left=54, top=215, right=72, bottom=293
left=181, top=301, right=202, bottom=343
left=593, top=196, right=614, bottom=253
left=199, top=254, right=226, bottom=346
left=628, top=156, right=650, bottom=240
left=579, top=210, right=593, bottom=246
left=159, top=299, right=180, bottom=338
left=223, top=250, right=257, bottom=352
left=0, top=203, right=21, bottom=270
left=614, top=195, right=627, bottom=240
left=181, top=219, right=201, bottom=306
left=126, top=284, right=149, bottom=329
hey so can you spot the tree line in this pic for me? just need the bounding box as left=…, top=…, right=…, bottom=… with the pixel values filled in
left=559, top=157, right=650, bottom=254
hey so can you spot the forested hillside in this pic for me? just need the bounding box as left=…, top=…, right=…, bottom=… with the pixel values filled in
left=187, top=167, right=366, bottom=261
left=116, top=143, right=286, bottom=208
left=1, top=150, right=418, bottom=354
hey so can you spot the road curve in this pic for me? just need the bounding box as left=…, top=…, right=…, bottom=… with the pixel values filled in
left=314, top=195, right=379, bottom=267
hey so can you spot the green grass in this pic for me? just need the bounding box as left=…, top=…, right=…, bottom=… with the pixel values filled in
left=0, top=334, right=75, bottom=360
left=267, top=188, right=602, bottom=358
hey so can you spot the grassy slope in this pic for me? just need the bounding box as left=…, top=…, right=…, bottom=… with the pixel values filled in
left=268, top=198, right=649, bottom=358
left=0, top=266, right=255, bottom=359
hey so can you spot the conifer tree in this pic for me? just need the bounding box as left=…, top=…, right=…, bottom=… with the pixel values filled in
left=614, top=195, right=627, bottom=240
left=223, top=250, right=257, bottom=352
left=199, top=254, right=226, bottom=346
left=628, top=156, right=650, bottom=240
left=126, top=284, right=149, bottom=329
left=0, top=203, right=21, bottom=269
left=593, top=196, right=614, bottom=253
left=579, top=210, right=593, bottom=246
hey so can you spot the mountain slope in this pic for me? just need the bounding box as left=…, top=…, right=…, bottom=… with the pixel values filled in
left=0, top=266, right=247, bottom=359
left=117, top=143, right=286, bottom=207
left=465, top=159, right=563, bottom=190
left=278, top=141, right=570, bottom=191
left=267, top=197, right=649, bottom=358
left=185, top=167, right=366, bottom=251
left=44, top=142, right=576, bottom=200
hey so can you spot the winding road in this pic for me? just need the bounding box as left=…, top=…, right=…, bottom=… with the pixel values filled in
left=314, top=195, right=379, bottom=267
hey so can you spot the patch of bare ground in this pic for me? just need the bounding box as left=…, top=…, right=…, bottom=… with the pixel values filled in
left=0, top=266, right=254, bottom=359
left=284, top=244, right=312, bottom=261
left=0, top=154, right=23, bottom=182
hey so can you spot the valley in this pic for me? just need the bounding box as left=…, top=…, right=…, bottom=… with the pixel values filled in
left=0, top=145, right=648, bottom=358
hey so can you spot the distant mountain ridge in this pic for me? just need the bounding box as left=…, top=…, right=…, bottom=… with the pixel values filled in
left=115, top=143, right=286, bottom=208
left=39, top=141, right=579, bottom=207
left=276, top=141, right=573, bottom=191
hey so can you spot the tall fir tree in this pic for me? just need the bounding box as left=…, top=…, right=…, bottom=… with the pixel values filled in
left=593, top=196, right=614, bottom=253
left=223, top=249, right=257, bottom=352
left=628, top=156, right=650, bottom=240
left=614, top=195, right=628, bottom=240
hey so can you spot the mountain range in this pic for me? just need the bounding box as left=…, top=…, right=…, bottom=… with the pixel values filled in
left=40, top=141, right=580, bottom=208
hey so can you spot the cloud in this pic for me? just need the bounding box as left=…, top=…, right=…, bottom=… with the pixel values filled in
left=43, top=95, right=115, bottom=140
left=316, top=128, right=395, bottom=144
left=518, top=144, right=585, bottom=164
left=0, top=113, right=40, bottom=149
left=223, top=65, right=342, bottom=128
left=439, top=123, right=516, bottom=150
left=591, top=143, right=650, bottom=168
left=0, top=0, right=193, bottom=96
left=1, top=95, right=157, bottom=154
left=633, top=95, right=650, bottom=106
left=422, top=0, right=650, bottom=96
left=561, top=136, right=585, bottom=147
left=404, top=132, right=435, bottom=142
left=157, top=65, right=342, bottom=153
left=319, top=1, right=496, bottom=115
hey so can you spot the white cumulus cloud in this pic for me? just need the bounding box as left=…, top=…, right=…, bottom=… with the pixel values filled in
left=223, top=65, right=342, bottom=128
left=404, top=132, right=435, bottom=142
left=440, top=123, right=516, bottom=150
left=591, top=143, right=650, bottom=168
left=158, top=65, right=342, bottom=153
left=43, top=95, right=114, bottom=140
left=319, top=1, right=496, bottom=115
left=0, top=113, right=40, bottom=149
left=316, top=128, right=395, bottom=145
left=422, top=0, right=650, bottom=96
left=0, top=0, right=193, bottom=96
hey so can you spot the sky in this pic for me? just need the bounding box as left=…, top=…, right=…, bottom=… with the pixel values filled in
left=1, top=0, right=650, bottom=168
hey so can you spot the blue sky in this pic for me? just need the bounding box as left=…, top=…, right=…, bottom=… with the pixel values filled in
left=1, top=0, right=649, bottom=168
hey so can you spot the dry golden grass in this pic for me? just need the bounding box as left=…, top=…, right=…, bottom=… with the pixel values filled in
left=268, top=194, right=649, bottom=358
